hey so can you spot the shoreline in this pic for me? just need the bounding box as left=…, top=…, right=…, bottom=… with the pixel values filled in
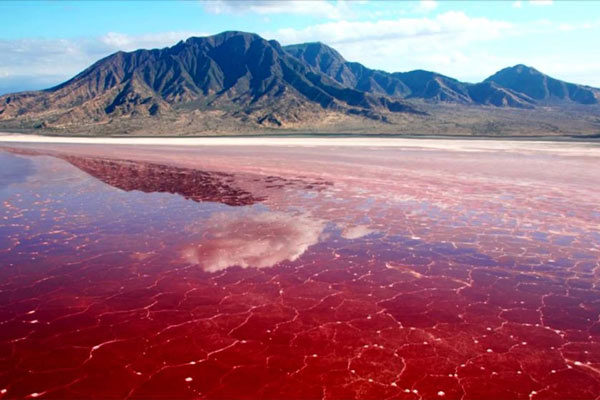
left=1, top=133, right=600, bottom=156
left=2, top=131, right=600, bottom=142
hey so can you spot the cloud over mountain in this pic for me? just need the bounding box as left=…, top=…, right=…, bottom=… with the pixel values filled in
left=202, top=0, right=353, bottom=19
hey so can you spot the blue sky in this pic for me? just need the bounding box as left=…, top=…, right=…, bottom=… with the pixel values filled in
left=1, top=0, right=599, bottom=94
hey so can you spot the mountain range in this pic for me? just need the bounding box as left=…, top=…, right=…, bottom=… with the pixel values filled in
left=0, top=31, right=599, bottom=136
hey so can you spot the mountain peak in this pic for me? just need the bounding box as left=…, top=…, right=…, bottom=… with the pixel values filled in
left=485, top=64, right=597, bottom=104
left=184, top=31, right=267, bottom=48
left=501, top=64, right=541, bottom=75
left=190, top=30, right=261, bottom=41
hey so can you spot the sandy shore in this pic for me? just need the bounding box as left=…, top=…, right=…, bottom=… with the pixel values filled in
left=1, top=132, right=599, bottom=156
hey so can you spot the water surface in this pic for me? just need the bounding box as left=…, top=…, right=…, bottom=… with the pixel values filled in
left=0, top=141, right=599, bottom=399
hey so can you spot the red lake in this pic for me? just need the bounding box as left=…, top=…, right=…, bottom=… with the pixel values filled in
left=0, top=138, right=599, bottom=399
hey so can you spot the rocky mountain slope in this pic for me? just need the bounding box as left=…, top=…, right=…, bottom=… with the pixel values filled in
left=285, top=42, right=598, bottom=109
left=0, top=32, right=417, bottom=130
left=0, top=31, right=599, bottom=136
left=484, top=64, right=599, bottom=105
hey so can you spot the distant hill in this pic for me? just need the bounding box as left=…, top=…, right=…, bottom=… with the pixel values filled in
left=484, top=64, right=599, bottom=105
left=0, top=31, right=599, bottom=136
left=285, top=42, right=570, bottom=109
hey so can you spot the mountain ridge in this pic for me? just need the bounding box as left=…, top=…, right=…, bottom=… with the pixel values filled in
left=1, top=31, right=599, bottom=136
left=285, top=42, right=599, bottom=108
left=0, top=32, right=418, bottom=120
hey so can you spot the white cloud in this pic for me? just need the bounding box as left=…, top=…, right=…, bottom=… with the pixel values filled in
left=530, top=0, right=553, bottom=5
left=415, top=0, right=438, bottom=13
left=182, top=211, right=325, bottom=272
left=203, top=0, right=354, bottom=19
left=265, top=11, right=514, bottom=79
left=268, top=11, right=512, bottom=45
left=557, top=23, right=575, bottom=32
left=514, top=0, right=552, bottom=7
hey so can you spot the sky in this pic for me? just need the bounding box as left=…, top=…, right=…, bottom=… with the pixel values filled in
left=1, top=0, right=599, bottom=94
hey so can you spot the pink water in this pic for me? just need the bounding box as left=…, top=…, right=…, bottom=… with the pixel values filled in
left=0, top=140, right=599, bottom=399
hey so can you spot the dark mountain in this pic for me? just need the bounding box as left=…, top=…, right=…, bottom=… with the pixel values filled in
left=285, top=42, right=537, bottom=108
left=0, top=31, right=418, bottom=130
left=485, top=64, right=599, bottom=105
left=284, top=42, right=411, bottom=98
left=0, top=32, right=598, bottom=135
left=391, top=70, right=470, bottom=102
left=465, top=82, right=535, bottom=108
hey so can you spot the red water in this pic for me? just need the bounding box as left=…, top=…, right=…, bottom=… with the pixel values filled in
left=0, top=142, right=599, bottom=399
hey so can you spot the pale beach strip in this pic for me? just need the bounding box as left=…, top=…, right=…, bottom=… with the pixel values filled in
left=0, top=132, right=599, bottom=156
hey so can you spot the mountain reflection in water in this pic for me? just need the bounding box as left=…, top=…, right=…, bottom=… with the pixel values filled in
left=63, top=155, right=263, bottom=206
